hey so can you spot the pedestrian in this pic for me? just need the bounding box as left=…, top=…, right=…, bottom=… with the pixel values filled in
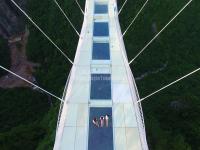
left=100, top=116, right=105, bottom=127
left=92, top=117, right=99, bottom=127
left=105, top=114, right=109, bottom=127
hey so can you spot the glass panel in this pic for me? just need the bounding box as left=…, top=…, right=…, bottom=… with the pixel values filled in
left=88, top=107, right=113, bottom=150
left=90, top=74, right=111, bottom=100
left=92, top=43, right=110, bottom=60
left=95, top=4, right=108, bottom=14
left=93, top=22, right=109, bottom=36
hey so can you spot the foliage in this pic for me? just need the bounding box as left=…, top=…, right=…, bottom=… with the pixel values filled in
left=0, top=0, right=83, bottom=149
left=0, top=89, right=50, bottom=132
left=0, top=123, right=45, bottom=150
left=23, top=0, right=83, bottom=146
left=119, top=0, right=200, bottom=149
left=0, top=87, right=54, bottom=149
left=0, top=0, right=200, bottom=149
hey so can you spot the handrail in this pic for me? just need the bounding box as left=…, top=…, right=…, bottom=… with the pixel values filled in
left=56, top=68, right=72, bottom=130
left=113, top=0, right=149, bottom=149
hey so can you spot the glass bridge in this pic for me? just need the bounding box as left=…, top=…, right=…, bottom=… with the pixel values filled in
left=53, top=0, right=149, bottom=150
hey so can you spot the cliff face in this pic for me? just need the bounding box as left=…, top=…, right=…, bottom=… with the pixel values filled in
left=0, top=0, right=26, bottom=39
left=0, top=0, right=40, bottom=89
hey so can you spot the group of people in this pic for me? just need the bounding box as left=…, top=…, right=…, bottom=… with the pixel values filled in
left=92, top=114, right=110, bottom=127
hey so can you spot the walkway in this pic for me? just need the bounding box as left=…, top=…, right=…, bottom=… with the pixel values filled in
left=54, top=0, right=149, bottom=149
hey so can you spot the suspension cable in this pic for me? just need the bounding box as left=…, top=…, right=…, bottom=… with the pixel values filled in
left=123, top=0, right=149, bottom=36
left=75, top=0, right=84, bottom=15
left=118, top=0, right=128, bottom=15
left=137, top=67, right=200, bottom=103
left=11, top=0, right=73, bottom=64
left=129, top=0, right=192, bottom=65
left=54, top=0, right=80, bottom=36
left=0, top=65, right=64, bottom=102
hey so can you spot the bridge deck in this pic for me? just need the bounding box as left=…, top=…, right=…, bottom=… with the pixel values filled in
left=54, top=0, right=148, bottom=149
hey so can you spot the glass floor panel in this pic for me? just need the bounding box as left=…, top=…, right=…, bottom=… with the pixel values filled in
left=95, top=4, right=108, bottom=14
left=90, top=74, right=111, bottom=100
left=88, top=107, right=113, bottom=150
left=92, top=43, right=110, bottom=60
left=93, top=22, right=109, bottom=37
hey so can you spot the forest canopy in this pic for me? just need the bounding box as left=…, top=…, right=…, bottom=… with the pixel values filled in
left=0, top=0, right=200, bottom=149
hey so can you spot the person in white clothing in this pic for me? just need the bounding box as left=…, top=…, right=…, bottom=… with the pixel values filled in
left=105, top=114, right=109, bottom=127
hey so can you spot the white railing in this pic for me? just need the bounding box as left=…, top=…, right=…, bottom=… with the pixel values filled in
left=56, top=68, right=72, bottom=131
left=129, top=69, right=149, bottom=150
left=54, top=0, right=90, bottom=149
left=112, top=0, right=149, bottom=149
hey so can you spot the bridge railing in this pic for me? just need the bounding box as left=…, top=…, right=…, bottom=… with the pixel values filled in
left=56, top=68, right=72, bottom=131
left=129, top=69, right=149, bottom=150
left=112, top=0, right=149, bottom=149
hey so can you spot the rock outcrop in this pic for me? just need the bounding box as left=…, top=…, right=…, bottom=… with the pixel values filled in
left=0, top=0, right=26, bottom=39
left=0, top=0, right=40, bottom=89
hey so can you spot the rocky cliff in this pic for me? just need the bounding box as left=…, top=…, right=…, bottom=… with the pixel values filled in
left=0, top=0, right=26, bottom=39
left=0, top=0, right=39, bottom=89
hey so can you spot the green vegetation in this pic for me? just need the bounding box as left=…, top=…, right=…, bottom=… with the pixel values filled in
left=119, top=0, right=200, bottom=149
left=0, top=88, right=55, bottom=150
left=0, top=0, right=83, bottom=149
left=26, top=0, right=83, bottom=95
left=0, top=0, right=199, bottom=149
